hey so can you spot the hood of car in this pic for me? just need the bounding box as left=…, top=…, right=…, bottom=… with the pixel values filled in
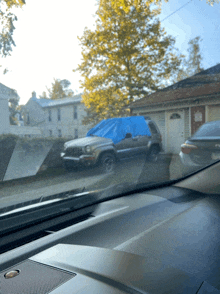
left=64, top=136, right=113, bottom=149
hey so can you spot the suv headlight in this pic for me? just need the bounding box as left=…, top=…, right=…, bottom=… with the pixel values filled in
left=85, top=145, right=91, bottom=153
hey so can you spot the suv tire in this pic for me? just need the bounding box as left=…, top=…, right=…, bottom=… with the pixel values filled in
left=100, top=153, right=116, bottom=173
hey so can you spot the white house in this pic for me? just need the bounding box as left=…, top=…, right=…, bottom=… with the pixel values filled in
left=0, top=83, right=12, bottom=134
left=0, top=83, right=41, bottom=137
left=24, top=92, right=90, bottom=138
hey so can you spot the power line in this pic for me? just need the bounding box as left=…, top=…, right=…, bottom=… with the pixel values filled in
left=161, top=0, right=193, bottom=22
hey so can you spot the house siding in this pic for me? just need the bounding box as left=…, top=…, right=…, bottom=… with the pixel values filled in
left=208, top=105, right=220, bottom=121
left=25, top=99, right=45, bottom=126
left=42, top=103, right=89, bottom=138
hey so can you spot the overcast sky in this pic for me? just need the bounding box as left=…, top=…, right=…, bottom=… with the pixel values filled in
left=0, top=0, right=219, bottom=105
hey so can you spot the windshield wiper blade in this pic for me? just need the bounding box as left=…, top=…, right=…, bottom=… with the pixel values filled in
left=0, top=187, right=86, bottom=216
left=0, top=190, right=98, bottom=236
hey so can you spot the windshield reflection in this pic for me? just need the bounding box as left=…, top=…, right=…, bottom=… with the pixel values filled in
left=0, top=0, right=219, bottom=215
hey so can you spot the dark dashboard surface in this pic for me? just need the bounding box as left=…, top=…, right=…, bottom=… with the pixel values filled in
left=1, top=186, right=220, bottom=293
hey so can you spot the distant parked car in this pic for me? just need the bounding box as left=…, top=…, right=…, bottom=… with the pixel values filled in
left=180, top=120, right=220, bottom=168
left=61, top=116, right=162, bottom=173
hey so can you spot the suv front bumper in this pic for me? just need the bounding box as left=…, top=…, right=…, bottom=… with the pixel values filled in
left=61, top=153, right=96, bottom=167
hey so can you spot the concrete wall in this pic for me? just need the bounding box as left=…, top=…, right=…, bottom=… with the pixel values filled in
left=9, top=125, right=42, bottom=137
left=3, top=139, right=53, bottom=181
left=0, top=136, right=68, bottom=181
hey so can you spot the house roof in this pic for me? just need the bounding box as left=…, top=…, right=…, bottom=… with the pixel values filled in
left=131, top=81, right=220, bottom=108
left=33, top=94, right=82, bottom=108
left=162, top=64, right=220, bottom=92
left=0, top=83, right=19, bottom=100
left=130, top=63, right=220, bottom=109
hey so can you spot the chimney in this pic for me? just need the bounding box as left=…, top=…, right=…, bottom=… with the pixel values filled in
left=31, top=91, right=37, bottom=99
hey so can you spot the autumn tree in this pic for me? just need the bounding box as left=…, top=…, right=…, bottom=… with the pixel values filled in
left=41, top=79, right=74, bottom=100
left=75, top=0, right=183, bottom=123
left=109, top=0, right=219, bottom=13
left=0, top=0, right=25, bottom=57
left=187, top=36, right=204, bottom=75
left=8, top=89, right=19, bottom=125
left=39, top=91, right=48, bottom=99
left=172, top=36, right=204, bottom=83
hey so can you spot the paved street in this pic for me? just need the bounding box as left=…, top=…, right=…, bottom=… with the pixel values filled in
left=0, top=153, right=193, bottom=212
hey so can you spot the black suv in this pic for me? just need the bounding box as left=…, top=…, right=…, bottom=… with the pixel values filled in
left=61, top=116, right=162, bottom=173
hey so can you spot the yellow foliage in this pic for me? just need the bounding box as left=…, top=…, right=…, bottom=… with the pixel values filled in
left=75, top=0, right=185, bottom=124
left=4, top=0, right=25, bottom=9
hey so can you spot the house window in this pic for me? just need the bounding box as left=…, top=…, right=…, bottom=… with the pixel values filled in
left=49, top=130, right=52, bottom=136
left=73, top=106, right=77, bottom=119
left=170, top=113, right=181, bottom=119
left=27, top=113, right=30, bottom=125
left=57, top=108, right=61, bottom=121
left=48, top=109, right=52, bottom=121
left=74, top=129, right=78, bottom=139
left=58, top=129, right=62, bottom=137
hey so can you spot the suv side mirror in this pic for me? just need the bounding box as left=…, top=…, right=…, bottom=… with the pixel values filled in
left=125, top=133, right=132, bottom=139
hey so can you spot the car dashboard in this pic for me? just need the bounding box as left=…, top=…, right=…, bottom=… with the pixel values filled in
left=1, top=184, right=220, bottom=293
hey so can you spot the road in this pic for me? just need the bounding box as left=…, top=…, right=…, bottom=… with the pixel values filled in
left=0, top=153, right=191, bottom=212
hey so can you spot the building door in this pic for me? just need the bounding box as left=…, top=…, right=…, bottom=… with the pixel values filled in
left=167, top=110, right=185, bottom=154
left=191, top=106, right=205, bottom=135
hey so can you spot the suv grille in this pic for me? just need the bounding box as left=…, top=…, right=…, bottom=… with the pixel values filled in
left=66, top=147, right=83, bottom=157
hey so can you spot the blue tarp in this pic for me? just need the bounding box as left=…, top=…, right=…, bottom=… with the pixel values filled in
left=86, top=116, right=151, bottom=144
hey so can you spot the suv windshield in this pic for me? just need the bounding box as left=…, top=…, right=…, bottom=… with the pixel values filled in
left=0, top=0, right=219, bottom=216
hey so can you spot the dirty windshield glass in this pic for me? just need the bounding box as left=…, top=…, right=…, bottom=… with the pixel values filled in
left=0, top=0, right=219, bottom=214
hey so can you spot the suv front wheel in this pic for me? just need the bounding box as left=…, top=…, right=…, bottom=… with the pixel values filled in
left=99, top=153, right=116, bottom=173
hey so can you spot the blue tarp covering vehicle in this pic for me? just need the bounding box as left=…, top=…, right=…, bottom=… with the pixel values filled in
left=86, top=116, right=151, bottom=144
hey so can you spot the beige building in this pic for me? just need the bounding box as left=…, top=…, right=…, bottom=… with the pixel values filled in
left=24, top=92, right=90, bottom=138
left=130, top=64, right=220, bottom=154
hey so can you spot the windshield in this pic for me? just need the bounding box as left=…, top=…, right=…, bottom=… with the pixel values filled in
left=0, top=0, right=219, bottom=216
